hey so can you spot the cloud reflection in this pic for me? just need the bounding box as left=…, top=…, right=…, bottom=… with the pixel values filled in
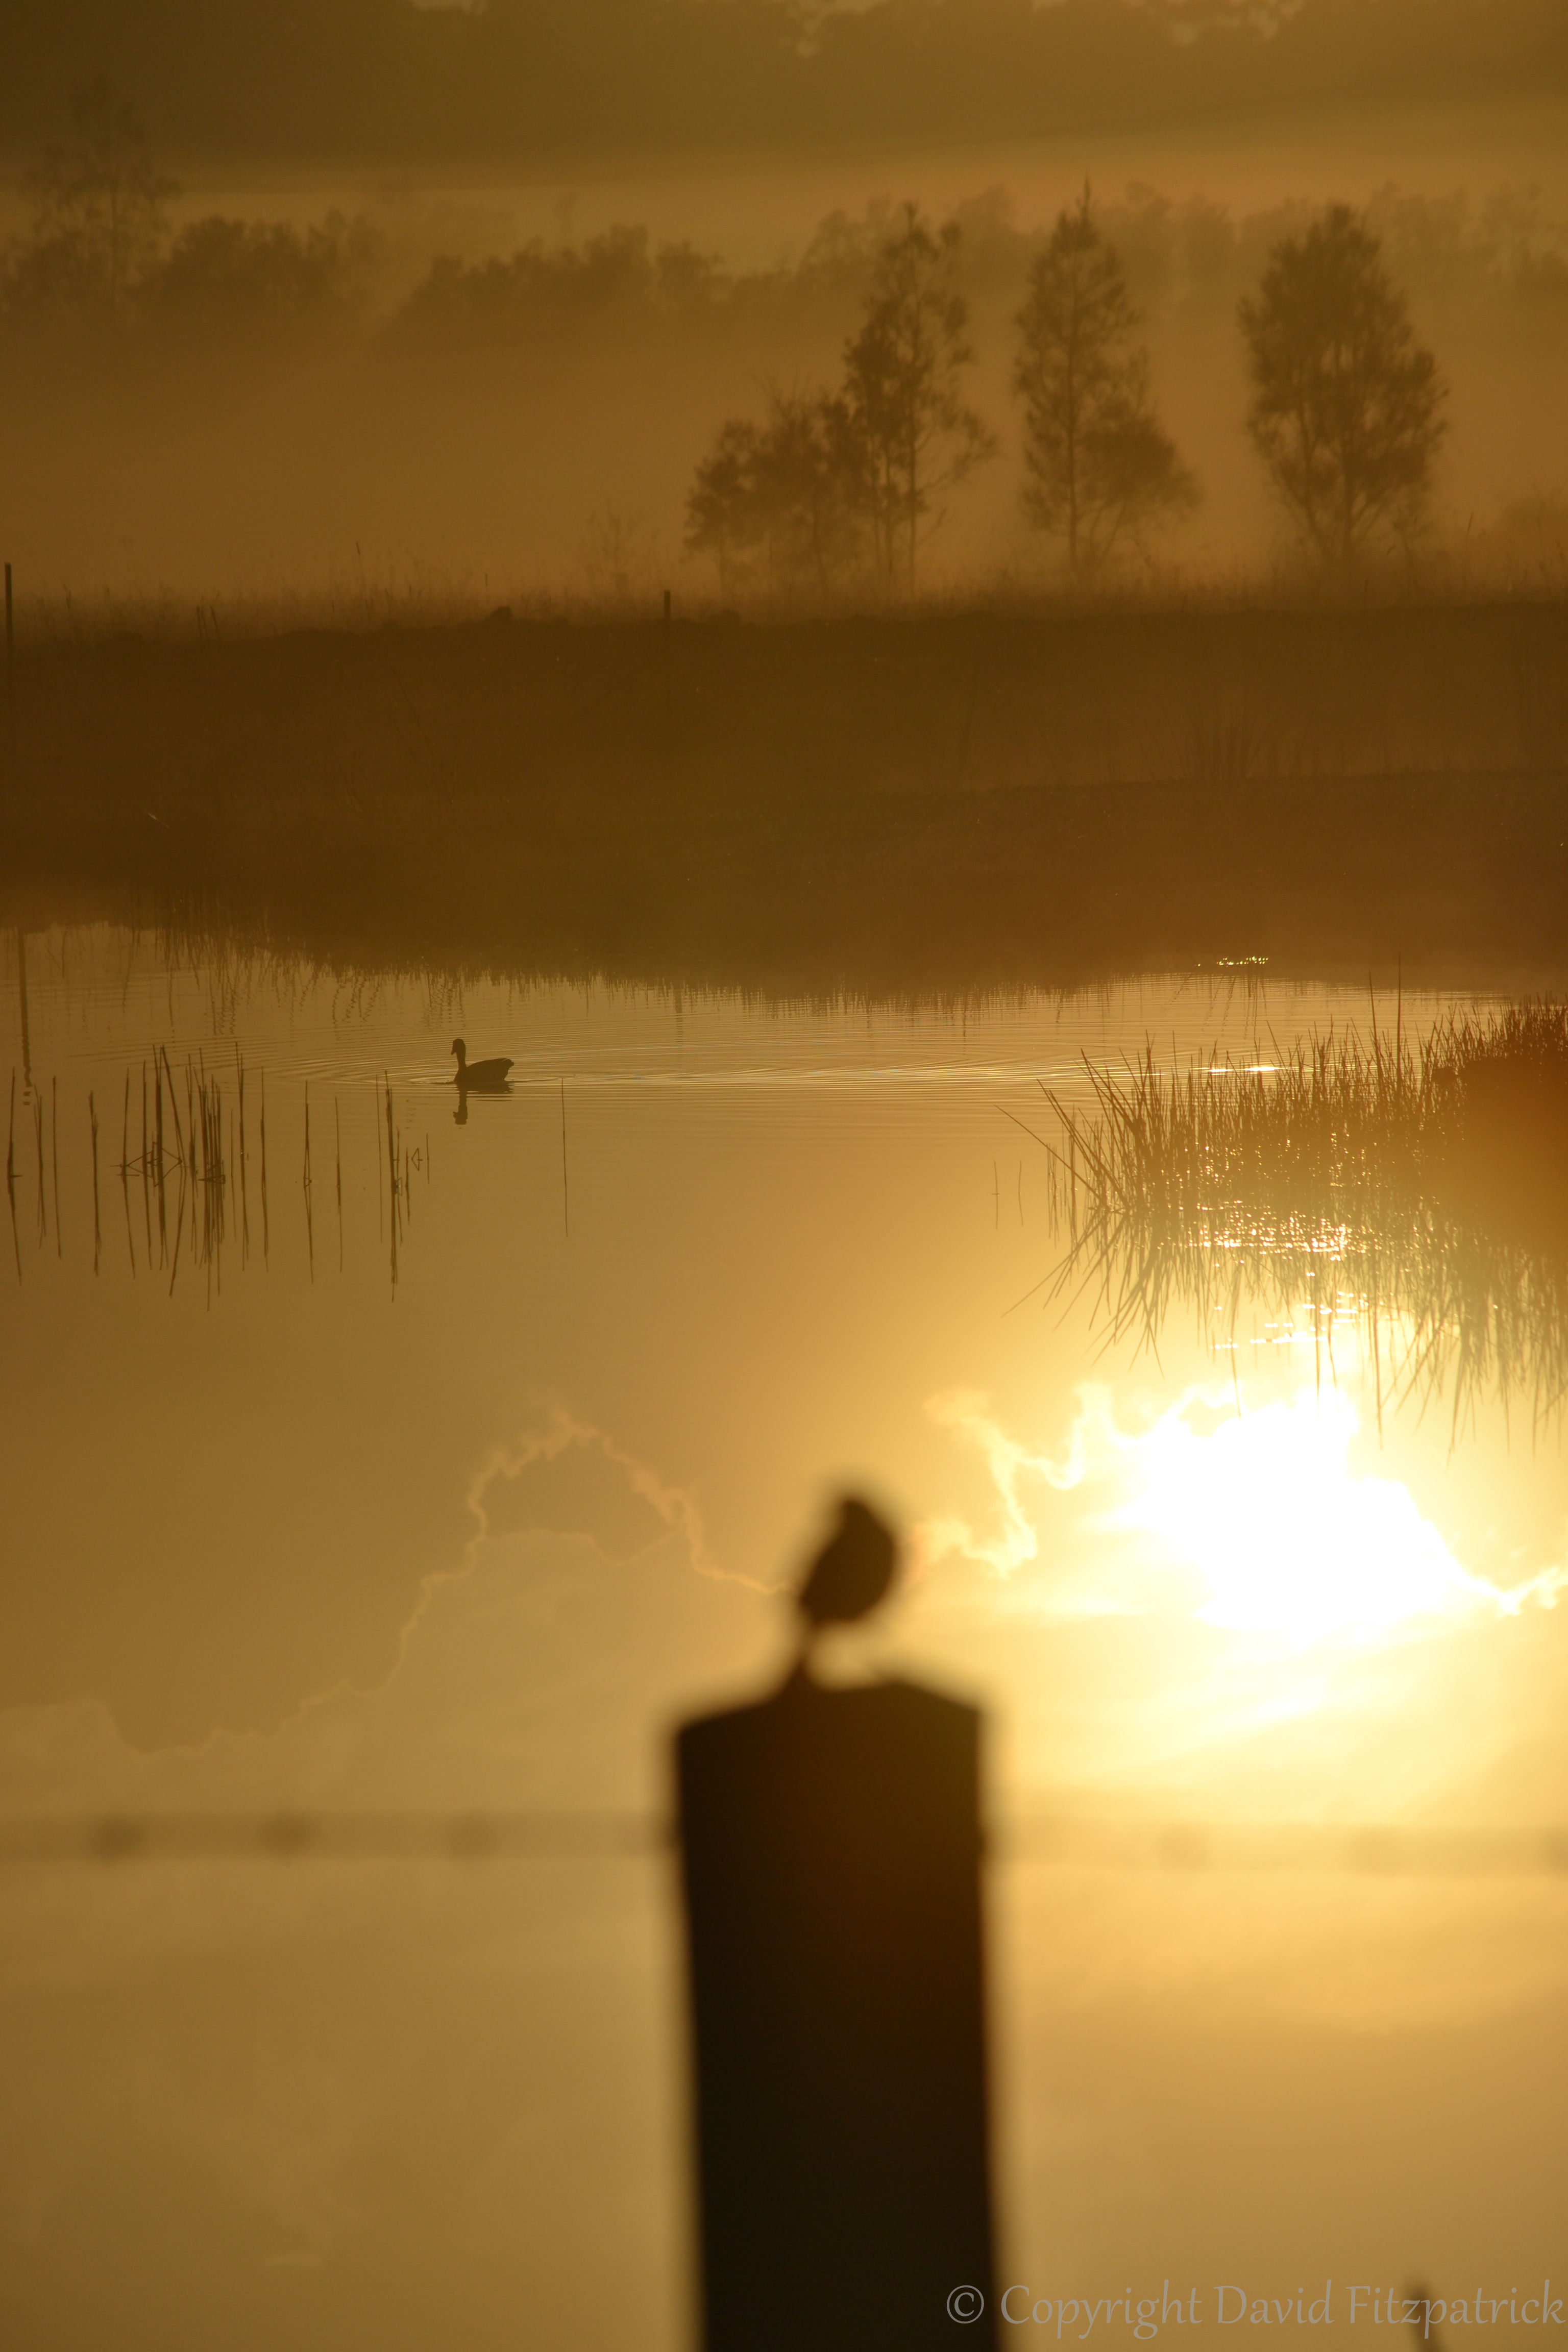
left=919, top=1383, right=1566, bottom=1648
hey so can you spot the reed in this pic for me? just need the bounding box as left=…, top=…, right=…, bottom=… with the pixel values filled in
left=384, top=1075, right=402, bottom=1293
left=32, top=1088, right=45, bottom=1243
left=5, top=1069, right=17, bottom=1282
left=118, top=1068, right=136, bottom=1275
left=1029, top=1000, right=1568, bottom=1433
left=303, top=1081, right=314, bottom=1281
left=6, top=1051, right=430, bottom=1294
left=259, top=1069, right=269, bottom=1266
left=236, top=1045, right=249, bottom=1266
left=143, top=1061, right=155, bottom=1263
left=89, top=1089, right=100, bottom=1273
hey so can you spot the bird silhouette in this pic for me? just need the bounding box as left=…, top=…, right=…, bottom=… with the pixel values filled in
left=796, top=1496, right=900, bottom=1631
left=451, top=1037, right=513, bottom=1089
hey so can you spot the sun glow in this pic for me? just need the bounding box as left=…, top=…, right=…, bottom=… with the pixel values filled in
left=922, top=1384, right=1564, bottom=1651
left=1114, top=1388, right=1502, bottom=1645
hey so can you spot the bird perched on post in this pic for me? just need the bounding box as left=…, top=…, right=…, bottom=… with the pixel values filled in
left=792, top=1496, right=900, bottom=1661
left=451, top=1038, right=513, bottom=1089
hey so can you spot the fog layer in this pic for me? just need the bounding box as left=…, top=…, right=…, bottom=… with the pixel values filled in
left=3, top=138, right=1566, bottom=604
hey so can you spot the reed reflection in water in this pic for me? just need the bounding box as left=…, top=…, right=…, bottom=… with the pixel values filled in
left=1025, top=999, right=1568, bottom=1435
left=8, top=928, right=1568, bottom=2352
left=5, top=1053, right=427, bottom=1300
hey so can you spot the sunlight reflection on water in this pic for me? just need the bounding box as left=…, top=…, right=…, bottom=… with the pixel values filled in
left=2, top=922, right=1565, bottom=2350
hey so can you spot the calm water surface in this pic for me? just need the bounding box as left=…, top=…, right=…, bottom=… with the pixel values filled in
left=2, top=925, right=1565, bottom=2351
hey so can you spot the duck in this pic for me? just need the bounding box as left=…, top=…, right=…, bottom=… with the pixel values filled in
left=451, top=1037, right=513, bottom=1089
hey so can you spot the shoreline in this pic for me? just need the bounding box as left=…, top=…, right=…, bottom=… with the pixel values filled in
left=3, top=605, right=1565, bottom=994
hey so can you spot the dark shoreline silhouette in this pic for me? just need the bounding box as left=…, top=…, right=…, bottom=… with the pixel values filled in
left=2, top=606, right=1564, bottom=995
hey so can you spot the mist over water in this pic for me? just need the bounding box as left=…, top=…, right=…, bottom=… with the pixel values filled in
left=3, top=111, right=1566, bottom=602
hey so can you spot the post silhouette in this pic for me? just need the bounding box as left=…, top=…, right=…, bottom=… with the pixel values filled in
left=676, top=1497, right=997, bottom=2352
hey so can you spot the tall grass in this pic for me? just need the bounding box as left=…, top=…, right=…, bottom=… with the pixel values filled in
left=1031, top=1001, right=1568, bottom=1433
left=4, top=1049, right=419, bottom=1298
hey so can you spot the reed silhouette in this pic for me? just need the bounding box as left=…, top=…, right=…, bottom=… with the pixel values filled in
left=677, top=1497, right=996, bottom=2351
left=2, top=1049, right=423, bottom=1299
left=1025, top=999, right=1568, bottom=1432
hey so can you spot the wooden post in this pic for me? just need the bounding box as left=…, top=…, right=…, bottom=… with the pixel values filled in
left=678, top=1675, right=997, bottom=2350
left=4, top=564, right=12, bottom=753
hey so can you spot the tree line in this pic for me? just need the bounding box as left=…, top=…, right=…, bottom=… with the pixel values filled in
left=687, top=193, right=1447, bottom=593
left=1, top=81, right=374, bottom=335
left=0, top=80, right=1479, bottom=592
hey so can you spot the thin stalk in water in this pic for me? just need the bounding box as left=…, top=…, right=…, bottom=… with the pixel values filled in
left=259, top=1070, right=269, bottom=1269
left=5, top=1070, right=17, bottom=1283
left=33, top=1090, right=45, bottom=1243
left=89, top=1090, right=101, bottom=1273
left=303, top=1080, right=314, bottom=1281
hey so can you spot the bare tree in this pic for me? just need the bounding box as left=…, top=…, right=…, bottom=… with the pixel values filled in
left=841, top=205, right=994, bottom=598
left=8, top=77, right=176, bottom=319
left=1013, top=188, right=1196, bottom=581
left=1239, top=204, right=1446, bottom=573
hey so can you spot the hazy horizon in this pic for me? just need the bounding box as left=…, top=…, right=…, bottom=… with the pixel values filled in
left=3, top=114, right=1566, bottom=602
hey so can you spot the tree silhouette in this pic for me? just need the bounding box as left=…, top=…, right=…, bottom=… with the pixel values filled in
left=1013, top=188, right=1196, bottom=581
left=6, top=78, right=176, bottom=321
left=842, top=205, right=994, bottom=598
left=685, top=389, right=870, bottom=600
left=1239, top=204, right=1446, bottom=573
left=144, top=214, right=376, bottom=337
left=686, top=420, right=763, bottom=599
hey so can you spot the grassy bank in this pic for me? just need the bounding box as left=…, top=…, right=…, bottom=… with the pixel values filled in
left=3, top=603, right=1566, bottom=991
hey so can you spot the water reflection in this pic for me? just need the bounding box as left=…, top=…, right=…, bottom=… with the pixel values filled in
left=5, top=1045, right=429, bottom=1299
left=1030, top=1001, right=1568, bottom=1433
left=2, top=924, right=1566, bottom=2352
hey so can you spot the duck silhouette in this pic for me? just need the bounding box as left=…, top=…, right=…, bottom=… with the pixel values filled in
left=451, top=1037, right=513, bottom=1089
